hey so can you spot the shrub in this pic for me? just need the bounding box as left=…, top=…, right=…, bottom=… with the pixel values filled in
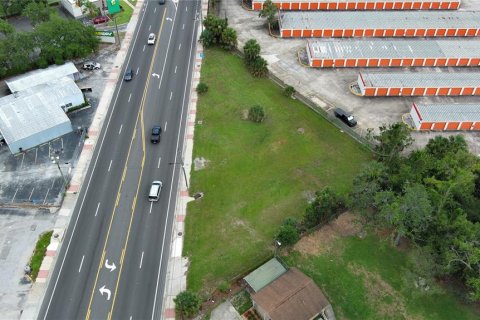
left=243, top=39, right=261, bottom=63
left=247, top=56, right=268, bottom=77
left=277, top=217, right=299, bottom=246
left=196, top=82, right=209, bottom=94
left=218, top=280, right=230, bottom=293
left=303, top=187, right=344, bottom=229
left=174, top=291, right=201, bottom=318
left=248, top=105, right=265, bottom=123
left=283, top=85, right=295, bottom=97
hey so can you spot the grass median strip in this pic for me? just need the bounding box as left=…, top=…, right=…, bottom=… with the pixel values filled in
left=29, top=230, right=53, bottom=281
left=183, top=47, right=371, bottom=295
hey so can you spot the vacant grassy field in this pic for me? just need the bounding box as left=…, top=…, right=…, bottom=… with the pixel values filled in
left=183, top=48, right=371, bottom=294
left=108, top=0, right=134, bottom=26
left=285, top=234, right=480, bottom=320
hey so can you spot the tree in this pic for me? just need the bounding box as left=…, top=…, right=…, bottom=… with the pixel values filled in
left=243, top=39, right=261, bottom=63
left=22, top=2, right=51, bottom=26
left=258, top=0, right=278, bottom=26
left=277, top=217, right=299, bottom=246
left=247, top=56, right=268, bottom=77
left=199, top=28, right=215, bottom=47
left=283, top=85, right=295, bottom=97
left=0, top=32, right=35, bottom=76
left=303, top=187, right=344, bottom=229
left=221, top=27, right=237, bottom=50
left=248, top=105, right=265, bottom=123
left=372, top=122, right=413, bottom=169
left=202, top=14, right=227, bottom=45
left=174, top=291, right=201, bottom=318
left=0, top=19, right=14, bottom=36
left=78, top=0, right=100, bottom=19
left=196, top=82, right=208, bottom=94
left=349, top=161, right=388, bottom=214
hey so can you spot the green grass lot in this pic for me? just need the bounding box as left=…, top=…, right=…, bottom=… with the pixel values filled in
left=285, top=235, right=480, bottom=320
left=183, top=48, right=371, bottom=294
left=108, top=0, right=134, bottom=26
left=30, top=231, right=53, bottom=281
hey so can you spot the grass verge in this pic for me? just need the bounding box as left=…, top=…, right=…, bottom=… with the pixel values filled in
left=183, top=47, right=371, bottom=295
left=285, top=235, right=480, bottom=320
left=29, top=230, right=53, bottom=281
left=108, top=0, right=134, bottom=26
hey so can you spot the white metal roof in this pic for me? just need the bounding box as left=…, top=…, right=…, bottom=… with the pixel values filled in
left=5, top=62, right=79, bottom=93
left=415, top=103, right=480, bottom=122
left=280, top=11, right=480, bottom=30
left=254, top=0, right=452, bottom=3
left=360, top=72, right=480, bottom=88
left=307, top=39, right=480, bottom=59
left=0, top=78, right=76, bottom=145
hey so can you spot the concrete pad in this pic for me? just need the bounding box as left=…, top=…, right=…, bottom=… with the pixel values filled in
left=210, top=301, right=243, bottom=320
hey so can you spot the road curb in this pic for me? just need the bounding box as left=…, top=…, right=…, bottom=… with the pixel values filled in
left=19, top=1, right=146, bottom=319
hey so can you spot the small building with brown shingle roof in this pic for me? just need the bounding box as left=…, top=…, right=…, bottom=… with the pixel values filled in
left=251, top=267, right=335, bottom=320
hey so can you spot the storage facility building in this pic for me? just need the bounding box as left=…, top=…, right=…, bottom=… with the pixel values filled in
left=358, top=72, right=480, bottom=97
left=306, top=39, right=480, bottom=68
left=410, top=103, right=480, bottom=131
left=251, top=0, right=461, bottom=10
left=5, top=62, right=81, bottom=93
left=279, top=11, right=480, bottom=38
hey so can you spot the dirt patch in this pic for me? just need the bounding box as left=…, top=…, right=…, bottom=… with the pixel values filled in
left=194, top=157, right=210, bottom=171
left=270, top=139, right=287, bottom=152
left=294, top=212, right=361, bottom=256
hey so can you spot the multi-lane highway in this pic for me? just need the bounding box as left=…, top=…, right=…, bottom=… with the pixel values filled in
left=38, top=0, right=199, bottom=319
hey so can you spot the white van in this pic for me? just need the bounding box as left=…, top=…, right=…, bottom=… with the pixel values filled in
left=148, top=181, right=163, bottom=202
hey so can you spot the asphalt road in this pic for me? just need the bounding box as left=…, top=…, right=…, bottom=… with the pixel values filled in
left=38, top=1, right=199, bottom=319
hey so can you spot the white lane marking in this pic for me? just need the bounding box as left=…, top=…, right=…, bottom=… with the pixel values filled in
left=149, top=202, right=153, bottom=214
left=174, top=66, right=177, bottom=73
left=119, top=124, right=123, bottom=134
left=28, top=188, right=34, bottom=201
left=152, top=3, right=198, bottom=318
left=158, top=5, right=179, bottom=90
left=43, top=189, right=49, bottom=205
left=78, top=255, right=85, bottom=273
left=143, top=45, right=146, bottom=52
left=139, top=251, right=144, bottom=269
left=108, top=160, right=113, bottom=172
left=136, top=67, right=140, bottom=75
left=178, top=43, right=181, bottom=51
left=182, top=24, right=184, bottom=30
left=42, top=1, right=151, bottom=317
left=157, top=157, right=161, bottom=169
left=154, top=7, right=156, bottom=13
left=186, top=6, right=187, bottom=11
left=11, top=188, right=18, bottom=203
left=169, top=91, right=173, bottom=100
left=95, top=202, right=100, bottom=217
left=149, top=25, right=151, bottom=31
left=164, top=121, right=168, bottom=132
left=128, top=93, right=132, bottom=102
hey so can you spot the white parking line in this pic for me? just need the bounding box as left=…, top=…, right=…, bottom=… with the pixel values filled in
left=139, top=251, right=144, bottom=269
left=108, top=160, right=113, bottom=172
left=51, top=179, right=56, bottom=189
left=95, top=202, right=100, bottom=217
left=128, top=93, right=132, bottom=102
left=61, top=138, right=64, bottom=150
left=174, top=66, right=177, bottom=73
left=78, top=255, right=85, bottom=273
left=28, top=188, right=35, bottom=201
left=149, top=202, right=153, bottom=214
left=119, top=124, right=123, bottom=134
left=43, top=189, right=50, bottom=205
left=19, top=153, right=25, bottom=169
left=11, top=188, right=18, bottom=203
left=35, top=148, right=38, bottom=164
left=157, top=157, right=161, bottom=169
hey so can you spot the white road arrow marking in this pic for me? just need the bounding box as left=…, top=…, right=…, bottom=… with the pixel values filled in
left=99, top=285, right=111, bottom=300
left=166, top=17, right=172, bottom=21
left=152, top=73, right=160, bottom=78
left=104, top=259, right=117, bottom=272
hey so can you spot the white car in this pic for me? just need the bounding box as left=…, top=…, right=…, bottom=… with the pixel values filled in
left=147, top=33, right=156, bottom=45
left=82, top=61, right=101, bottom=70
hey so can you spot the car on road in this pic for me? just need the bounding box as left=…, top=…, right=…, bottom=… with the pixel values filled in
left=334, top=108, right=357, bottom=127
left=82, top=61, right=101, bottom=70
left=148, top=181, right=163, bottom=201
left=151, top=125, right=162, bottom=144
left=92, top=16, right=109, bottom=24
left=158, top=0, right=166, bottom=4
left=124, top=68, right=134, bottom=81
left=147, top=33, right=156, bottom=45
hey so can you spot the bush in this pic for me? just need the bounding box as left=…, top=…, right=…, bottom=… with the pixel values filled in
left=174, top=291, right=201, bottom=318
left=248, top=105, right=265, bottom=123
left=196, top=82, right=209, bottom=94
left=277, top=217, right=299, bottom=246
left=303, top=187, right=344, bottom=229
left=218, top=280, right=230, bottom=293
left=247, top=56, right=268, bottom=77
left=283, top=85, right=295, bottom=97
left=243, top=39, right=261, bottom=63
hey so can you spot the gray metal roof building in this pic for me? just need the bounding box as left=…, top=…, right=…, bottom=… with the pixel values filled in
left=358, top=72, right=480, bottom=96
left=306, top=39, right=480, bottom=67
left=5, top=62, right=80, bottom=93
left=279, top=11, right=480, bottom=38
left=251, top=0, right=461, bottom=10
left=410, top=103, right=480, bottom=131
left=0, top=78, right=77, bottom=154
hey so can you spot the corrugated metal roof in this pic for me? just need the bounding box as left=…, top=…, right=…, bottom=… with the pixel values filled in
left=5, top=62, right=79, bottom=93
left=415, top=103, right=480, bottom=122
left=307, top=39, right=480, bottom=59
left=0, top=78, right=76, bottom=145
left=280, top=11, right=480, bottom=30
left=255, top=0, right=451, bottom=3
left=360, top=72, right=480, bottom=88
left=244, top=258, right=288, bottom=293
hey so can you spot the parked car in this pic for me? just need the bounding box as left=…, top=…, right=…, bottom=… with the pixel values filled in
left=82, top=61, right=101, bottom=70
left=147, top=33, right=156, bottom=45
left=92, top=16, right=109, bottom=24
left=124, top=68, right=134, bottom=81
left=334, top=108, right=357, bottom=127
left=151, top=125, right=162, bottom=144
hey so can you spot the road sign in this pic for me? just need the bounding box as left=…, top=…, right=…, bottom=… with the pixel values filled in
left=95, top=31, right=115, bottom=37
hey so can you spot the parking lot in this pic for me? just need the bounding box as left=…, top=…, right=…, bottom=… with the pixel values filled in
left=222, top=0, right=480, bottom=150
